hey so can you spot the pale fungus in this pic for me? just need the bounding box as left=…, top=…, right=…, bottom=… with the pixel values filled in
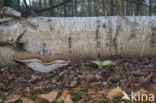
left=13, top=53, right=68, bottom=73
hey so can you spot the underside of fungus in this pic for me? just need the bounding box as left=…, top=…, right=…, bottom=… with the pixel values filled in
left=13, top=53, right=69, bottom=73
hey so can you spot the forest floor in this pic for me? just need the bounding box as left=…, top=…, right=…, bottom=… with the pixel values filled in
left=0, top=58, right=156, bottom=103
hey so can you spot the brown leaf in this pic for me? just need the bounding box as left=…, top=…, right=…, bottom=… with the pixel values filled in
left=90, top=94, right=103, bottom=99
left=21, top=98, right=35, bottom=103
left=98, top=89, right=108, bottom=96
left=70, top=80, right=77, bottom=87
left=88, top=89, right=96, bottom=94
left=72, top=86, right=81, bottom=93
left=77, top=99, right=84, bottom=103
left=106, top=86, right=123, bottom=100
left=37, top=91, right=58, bottom=103
left=4, top=94, right=21, bottom=103
left=30, top=86, right=42, bottom=94
left=0, top=98, right=2, bottom=102
left=140, top=74, right=153, bottom=86
left=57, top=90, right=69, bottom=102
left=65, top=95, right=73, bottom=103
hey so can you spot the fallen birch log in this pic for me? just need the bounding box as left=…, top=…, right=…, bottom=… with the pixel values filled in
left=0, top=11, right=156, bottom=66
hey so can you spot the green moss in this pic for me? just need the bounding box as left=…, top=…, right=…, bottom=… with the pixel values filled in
left=1, top=96, right=7, bottom=101
left=72, top=94, right=82, bottom=103
left=112, top=96, right=131, bottom=103
left=47, top=73, right=57, bottom=79
left=13, top=100, right=22, bottom=103
left=112, top=96, right=122, bottom=103
left=52, top=100, right=64, bottom=103
left=122, top=99, right=131, bottom=103
left=25, top=95, right=36, bottom=101
left=39, top=100, right=46, bottom=103
left=81, top=88, right=88, bottom=93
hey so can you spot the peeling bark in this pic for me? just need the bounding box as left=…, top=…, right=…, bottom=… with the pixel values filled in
left=0, top=16, right=156, bottom=66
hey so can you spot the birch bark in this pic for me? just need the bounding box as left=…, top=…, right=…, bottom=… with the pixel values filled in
left=0, top=16, right=156, bottom=65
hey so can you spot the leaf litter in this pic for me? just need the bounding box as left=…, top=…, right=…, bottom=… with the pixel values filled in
left=0, top=58, right=156, bottom=103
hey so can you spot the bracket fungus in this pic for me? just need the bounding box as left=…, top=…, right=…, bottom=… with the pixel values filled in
left=13, top=53, right=69, bottom=73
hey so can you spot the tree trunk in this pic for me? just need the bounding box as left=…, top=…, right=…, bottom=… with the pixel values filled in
left=149, top=0, right=153, bottom=16
left=111, top=0, right=114, bottom=16
left=102, top=0, right=105, bottom=16
left=3, top=0, right=11, bottom=6
left=155, top=0, right=156, bottom=15
left=0, top=16, right=156, bottom=66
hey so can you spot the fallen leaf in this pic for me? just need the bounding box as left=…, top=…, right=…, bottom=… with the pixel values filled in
left=140, top=74, right=153, bottom=87
left=65, top=95, right=73, bottom=103
left=37, top=91, right=58, bottom=103
left=72, top=86, right=81, bottom=93
left=106, top=86, right=123, bottom=100
left=4, top=94, right=21, bottom=103
left=91, top=60, right=116, bottom=67
left=90, top=94, right=103, bottom=98
left=57, top=90, right=69, bottom=102
left=98, top=89, right=108, bottom=96
left=88, top=89, right=96, bottom=94
left=0, top=98, right=2, bottom=102
left=77, top=99, right=85, bottom=103
left=70, top=80, right=77, bottom=87
left=21, top=98, right=35, bottom=103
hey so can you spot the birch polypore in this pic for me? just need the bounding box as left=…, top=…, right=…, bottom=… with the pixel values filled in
left=13, top=53, right=68, bottom=72
left=0, top=16, right=156, bottom=66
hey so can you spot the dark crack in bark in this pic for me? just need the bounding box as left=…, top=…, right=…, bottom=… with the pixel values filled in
left=68, top=33, right=72, bottom=57
left=95, top=20, right=101, bottom=58
left=16, top=30, right=27, bottom=51
left=151, top=27, right=156, bottom=48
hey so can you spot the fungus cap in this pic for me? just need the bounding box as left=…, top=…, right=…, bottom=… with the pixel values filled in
left=13, top=53, right=69, bottom=72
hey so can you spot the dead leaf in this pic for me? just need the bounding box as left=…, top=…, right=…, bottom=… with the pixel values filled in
left=98, top=89, right=108, bottom=96
left=77, top=99, right=84, bottom=103
left=88, top=89, right=96, bottom=94
left=140, top=74, right=153, bottom=87
left=57, top=90, right=69, bottom=102
left=37, top=91, right=58, bottom=103
left=4, top=94, right=21, bottom=103
left=70, top=80, right=77, bottom=87
left=65, top=95, right=73, bottom=103
left=0, top=98, right=2, bottom=102
left=106, top=86, right=123, bottom=100
left=72, top=86, right=81, bottom=93
left=90, top=94, right=103, bottom=98
left=21, top=98, right=35, bottom=103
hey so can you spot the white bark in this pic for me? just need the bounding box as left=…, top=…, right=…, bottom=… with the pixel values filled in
left=0, top=16, right=156, bottom=66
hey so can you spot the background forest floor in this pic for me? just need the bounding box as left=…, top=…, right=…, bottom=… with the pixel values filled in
left=0, top=58, right=156, bottom=103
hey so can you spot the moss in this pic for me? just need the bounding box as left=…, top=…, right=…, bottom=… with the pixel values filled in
left=47, top=73, right=57, bottom=79
left=39, top=100, right=46, bottom=103
left=81, top=88, right=88, bottom=93
left=1, top=96, right=7, bottom=101
left=72, top=94, right=82, bottom=103
left=112, top=96, right=131, bottom=103
left=23, top=95, right=36, bottom=101
left=52, top=100, right=64, bottom=103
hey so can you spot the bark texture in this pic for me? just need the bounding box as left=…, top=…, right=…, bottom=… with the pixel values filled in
left=0, top=16, right=156, bottom=66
